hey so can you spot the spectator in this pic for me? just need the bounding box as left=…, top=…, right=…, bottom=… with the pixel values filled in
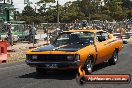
left=28, top=25, right=37, bottom=44
left=28, top=26, right=32, bottom=43
left=32, top=26, right=37, bottom=44
left=7, top=23, right=13, bottom=46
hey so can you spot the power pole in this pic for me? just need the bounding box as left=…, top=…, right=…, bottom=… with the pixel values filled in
left=4, top=0, right=5, bottom=4
left=57, top=0, right=60, bottom=27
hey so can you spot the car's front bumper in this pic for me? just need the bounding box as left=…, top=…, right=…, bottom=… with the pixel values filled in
left=25, top=60, right=80, bottom=69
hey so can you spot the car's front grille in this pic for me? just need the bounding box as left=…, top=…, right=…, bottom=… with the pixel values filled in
left=27, top=54, right=72, bottom=62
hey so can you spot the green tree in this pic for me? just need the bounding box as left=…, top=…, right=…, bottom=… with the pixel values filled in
left=21, top=5, right=43, bottom=24
left=45, top=7, right=57, bottom=22
left=17, top=0, right=131, bottom=24
left=122, top=0, right=132, bottom=9
left=37, top=0, right=55, bottom=16
left=104, top=0, right=127, bottom=21
left=22, top=5, right=36, bottom=16
left=121, top=0, right=132, bottom=19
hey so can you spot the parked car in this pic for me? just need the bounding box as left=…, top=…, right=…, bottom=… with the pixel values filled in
left=26, top=29, right=123, bottom=75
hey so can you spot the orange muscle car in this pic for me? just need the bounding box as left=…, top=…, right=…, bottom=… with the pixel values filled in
left=26, top=29, right=123, bottom=75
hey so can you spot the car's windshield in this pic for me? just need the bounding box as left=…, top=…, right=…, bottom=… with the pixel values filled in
left=53, top=32, right=94, bottom=46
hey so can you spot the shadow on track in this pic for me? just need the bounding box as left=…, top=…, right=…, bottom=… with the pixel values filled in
left=93, top=62, right=110, bottom=72
left=17, top=70, right=77, bottom=80
left=17, top=62, right=110, bottom=80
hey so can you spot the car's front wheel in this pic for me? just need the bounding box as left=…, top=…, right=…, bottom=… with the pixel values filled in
left=108, top=50, right=118, bottom=65
left=84, top=57, right=94, bottom=74
left=36, top=68, right=47, bottom=74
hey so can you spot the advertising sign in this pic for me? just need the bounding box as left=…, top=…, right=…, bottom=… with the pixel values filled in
left=0, top=0, right=12, bottom=4
left=0, top=5, right=4, bottom=14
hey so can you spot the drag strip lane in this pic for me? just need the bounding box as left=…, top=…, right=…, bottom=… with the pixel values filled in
left=0, top=43, right=131, bottom=88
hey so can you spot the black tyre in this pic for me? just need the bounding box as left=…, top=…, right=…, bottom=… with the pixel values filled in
left=84, top=57, right=94, bottom=74
left=108, top=50, right=118, bottom=65
left=36, top=68, right=47, bottom=74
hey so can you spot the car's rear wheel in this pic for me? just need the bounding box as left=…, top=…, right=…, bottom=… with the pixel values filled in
left=36, top=68, right=47, bottom=74
left=84, top=57, right=94, bottom=74
left=108, top=50, right=118, bottom=65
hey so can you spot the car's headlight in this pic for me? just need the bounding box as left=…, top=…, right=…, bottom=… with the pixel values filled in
left=32, top=55, right=37, bottom=60
left=75, top=54, right=80, bottom=61
left=67, top=55, right=74, bottom=61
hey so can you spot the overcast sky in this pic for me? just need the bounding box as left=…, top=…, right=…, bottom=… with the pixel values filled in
left=13, top=0, right=76, bottom=12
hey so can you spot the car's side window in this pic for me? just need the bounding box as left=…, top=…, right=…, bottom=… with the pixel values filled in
left=102, top=32, right=109, bottom=41
left=96, top=32, right=109, bottom=42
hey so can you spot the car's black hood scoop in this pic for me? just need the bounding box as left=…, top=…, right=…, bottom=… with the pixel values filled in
left=32, top=44, right=87, bottom=52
